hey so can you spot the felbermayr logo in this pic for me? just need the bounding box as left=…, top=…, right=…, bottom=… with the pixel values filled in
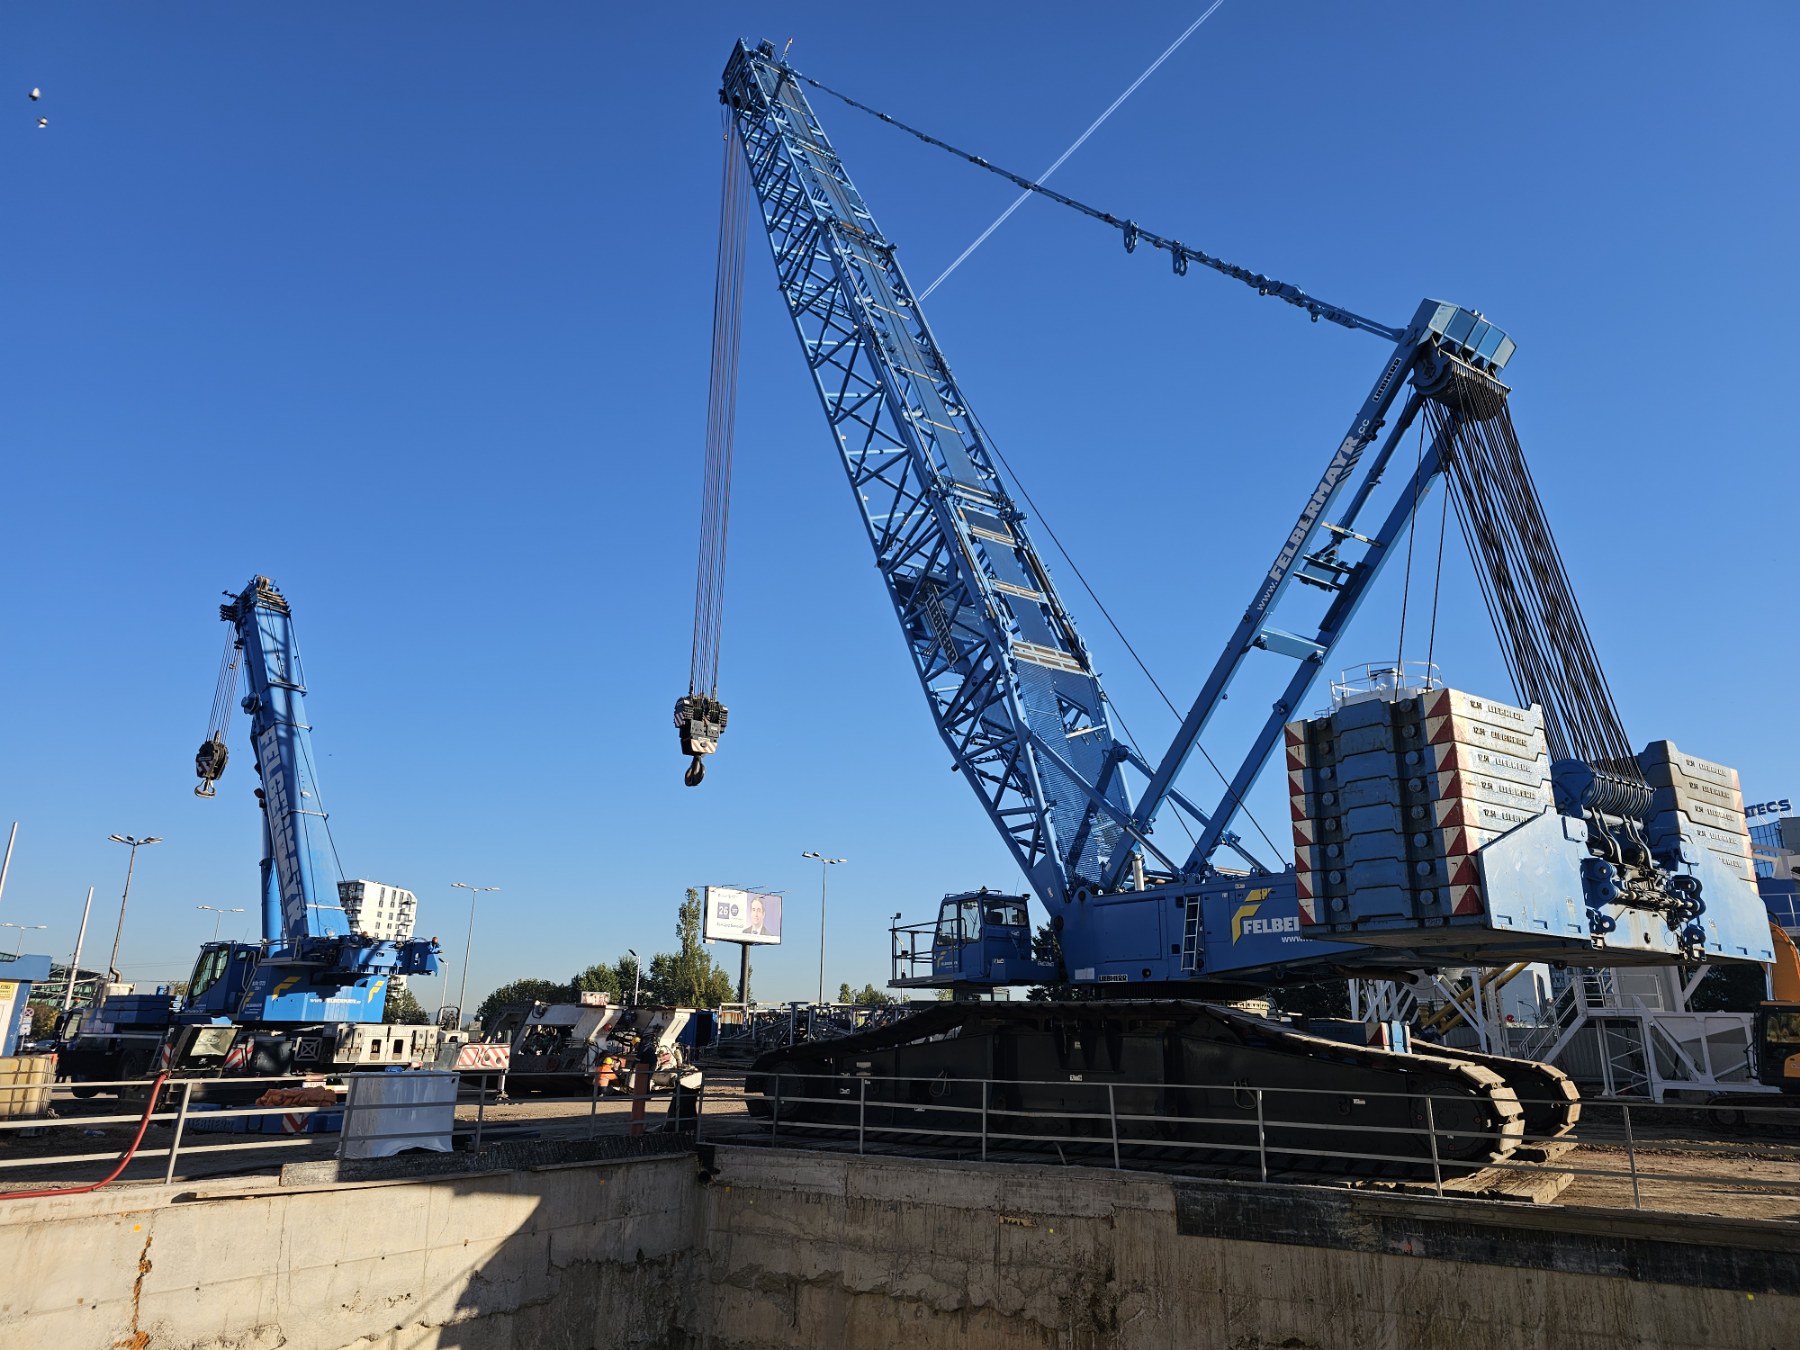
left=1230, top=888, right=1299, bottom=943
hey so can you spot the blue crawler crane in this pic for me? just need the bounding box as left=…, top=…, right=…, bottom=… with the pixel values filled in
left=165, top=576, right=441, bottom=1076
left=713, top=41, right=1773, bottom=1176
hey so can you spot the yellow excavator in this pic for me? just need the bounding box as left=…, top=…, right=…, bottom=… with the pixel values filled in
left=1755, top=920, right=1800, bottom=1093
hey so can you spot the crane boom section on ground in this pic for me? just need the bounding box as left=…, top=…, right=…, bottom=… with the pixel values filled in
left=722, top=43, right=1137, bottom=904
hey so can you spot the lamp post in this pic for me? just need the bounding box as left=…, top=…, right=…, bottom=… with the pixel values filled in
left=627, top=949, right=641, bottom=1006
left=450, top=882, right=499, bottom=1028
left=433, top=957, right=450, bottom=1025
left=106, top=834, right=162, bottom=982
left=63, top=886, right=95, bottom=1015
left=1, top=922, right=47, bottom=958
left=801, top=852, right=846, bottom=1006
left=195, top=904, right=246, bottom=941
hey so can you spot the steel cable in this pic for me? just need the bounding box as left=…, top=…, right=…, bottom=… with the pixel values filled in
left=789, top=65, right=1401, bottom=340
left=689, top=115, right=752, bottom=699
left=1426, top=364, right=1642, bottom=783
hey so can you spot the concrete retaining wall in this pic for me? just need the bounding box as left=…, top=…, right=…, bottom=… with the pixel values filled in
left=696, top=1147, right=1800, bottom=1350
left=1, top=1145, right=1795, bottom=1348
left=0, top=1156, right=696, bottom=1350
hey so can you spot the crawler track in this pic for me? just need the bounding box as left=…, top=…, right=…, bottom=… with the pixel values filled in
left=748, top=1001, right=1570, bottom=1180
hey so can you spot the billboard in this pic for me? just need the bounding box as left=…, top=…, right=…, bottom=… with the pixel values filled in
left=702, top=886, right=782, bottom=945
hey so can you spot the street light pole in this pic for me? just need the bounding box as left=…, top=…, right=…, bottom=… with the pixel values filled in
left=1, top=923, right=47, bottom=958
left=0, top=821, right=18, bottom=917
left=627, top=949, right=641, bottom=1006
left=106, top=834, right=163, bottom=983
left=195, top=904, right=246, bottom=941
left=450, top=882, right=499, bottom=1028
left=802, top=852, right=846, bottom=1005
left=63, top=886, right=95, bottom=1015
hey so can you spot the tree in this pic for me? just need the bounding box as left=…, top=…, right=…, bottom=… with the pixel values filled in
left=1269, top=980, right=1352, bottom=1021
left=1025, top=923, right=1069, bottom=1002
left=571, top=962, right=622, bottom=1002
left=1688, top=962, right=1768, bottom=1013
left=655, top=889, right=736, bottom=1008
left=383, top=985, right=431, bottom=1025
left=839, top=982, right=895, bottom=1006
left=474, top=977, right=572, bottom=1029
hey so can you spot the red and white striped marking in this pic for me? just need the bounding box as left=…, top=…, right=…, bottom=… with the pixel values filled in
left=454, top=1043, right=511, bottom=1071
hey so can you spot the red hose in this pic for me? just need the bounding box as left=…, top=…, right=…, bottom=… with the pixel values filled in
left=2, top=1073, right=172, bottom=1200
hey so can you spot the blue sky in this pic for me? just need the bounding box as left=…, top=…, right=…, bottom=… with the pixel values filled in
left=2, top=4, right=1794, bottom=1011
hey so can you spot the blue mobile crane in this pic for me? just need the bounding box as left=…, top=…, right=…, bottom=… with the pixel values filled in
left=711, top=42, right=1775, bottom=1174
left=160, top=576, right=441, bottom=1076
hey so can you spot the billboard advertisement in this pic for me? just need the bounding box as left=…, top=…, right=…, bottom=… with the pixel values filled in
left=702, top=886, right=782, bottom=946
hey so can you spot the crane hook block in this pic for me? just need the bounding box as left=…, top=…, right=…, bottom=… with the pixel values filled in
left=194, top=735, right=229, bottom=797
left=674, top=695, right=729, bottom=787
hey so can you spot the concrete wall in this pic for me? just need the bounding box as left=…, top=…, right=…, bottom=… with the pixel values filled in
left=694, top=1148, right=1800, bottom=1350
left=0, top=1156, right=696, bottom=1350
left=2, top=1145, right=1796, bottom=1349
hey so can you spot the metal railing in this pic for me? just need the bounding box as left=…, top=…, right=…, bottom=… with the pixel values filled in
left=740, top=1068, right=1800, bottom=1216
left=0, top=1072, right=510, bottom=1190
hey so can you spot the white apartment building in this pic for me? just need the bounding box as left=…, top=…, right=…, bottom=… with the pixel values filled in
left=337, top=879, right=420, bottom=989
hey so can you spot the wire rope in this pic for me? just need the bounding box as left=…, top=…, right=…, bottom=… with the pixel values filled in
left=920, top=1, right=1229, bottom=300
left=972, top=410, right=1282, bottom=860
left=788, top=67, right=1400, bottom=339
left=1426, top=364, right=1643, bottom=790
left=689, top=112, right=752, bottom=700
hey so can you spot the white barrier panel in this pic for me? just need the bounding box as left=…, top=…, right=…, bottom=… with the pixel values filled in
left=340, top=1070, right=457, bottom=1159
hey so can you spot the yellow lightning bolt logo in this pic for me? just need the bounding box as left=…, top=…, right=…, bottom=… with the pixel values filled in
left=1231, top=888, right=1275, bottom=943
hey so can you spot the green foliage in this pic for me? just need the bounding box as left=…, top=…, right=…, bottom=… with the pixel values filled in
left=1687, top=962, right=1769, bottom=1013
left=1268, top=980, right=1352, bottom=1020
left=571, top=962, right=622, bottom=1002
left=838, top=982, right=896, bottom=1006
left=382, top=984, right=431, bottom=1025
left=469, top=891, right=738, bottom=1025
left=652, top=889, right=736, bottom=1008
left=1026, top=922, right=1069, bottom=1002
left=474, top=977, right=572, bottom=1029
left=25, top=1002, right=59, bottom=1039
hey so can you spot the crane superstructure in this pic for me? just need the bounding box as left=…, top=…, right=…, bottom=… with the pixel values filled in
left=715, top=41, right=1775, bottom=1174
left=717, top=41, right=1771, bottom=988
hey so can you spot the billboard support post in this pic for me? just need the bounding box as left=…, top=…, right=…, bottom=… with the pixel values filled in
left=738, top=943, right=750, bottom=1004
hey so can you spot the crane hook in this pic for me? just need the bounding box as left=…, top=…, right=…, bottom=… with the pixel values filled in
left=685, top=756, right=707, bottom=788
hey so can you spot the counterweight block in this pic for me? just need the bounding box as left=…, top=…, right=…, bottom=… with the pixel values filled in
left=1288, top=684, right=1774, bottom=965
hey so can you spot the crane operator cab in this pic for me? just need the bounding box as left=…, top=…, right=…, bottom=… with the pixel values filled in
left=891, top=890, right=1057, bottom=989
left=180, top=941, right=262, bottom=1021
